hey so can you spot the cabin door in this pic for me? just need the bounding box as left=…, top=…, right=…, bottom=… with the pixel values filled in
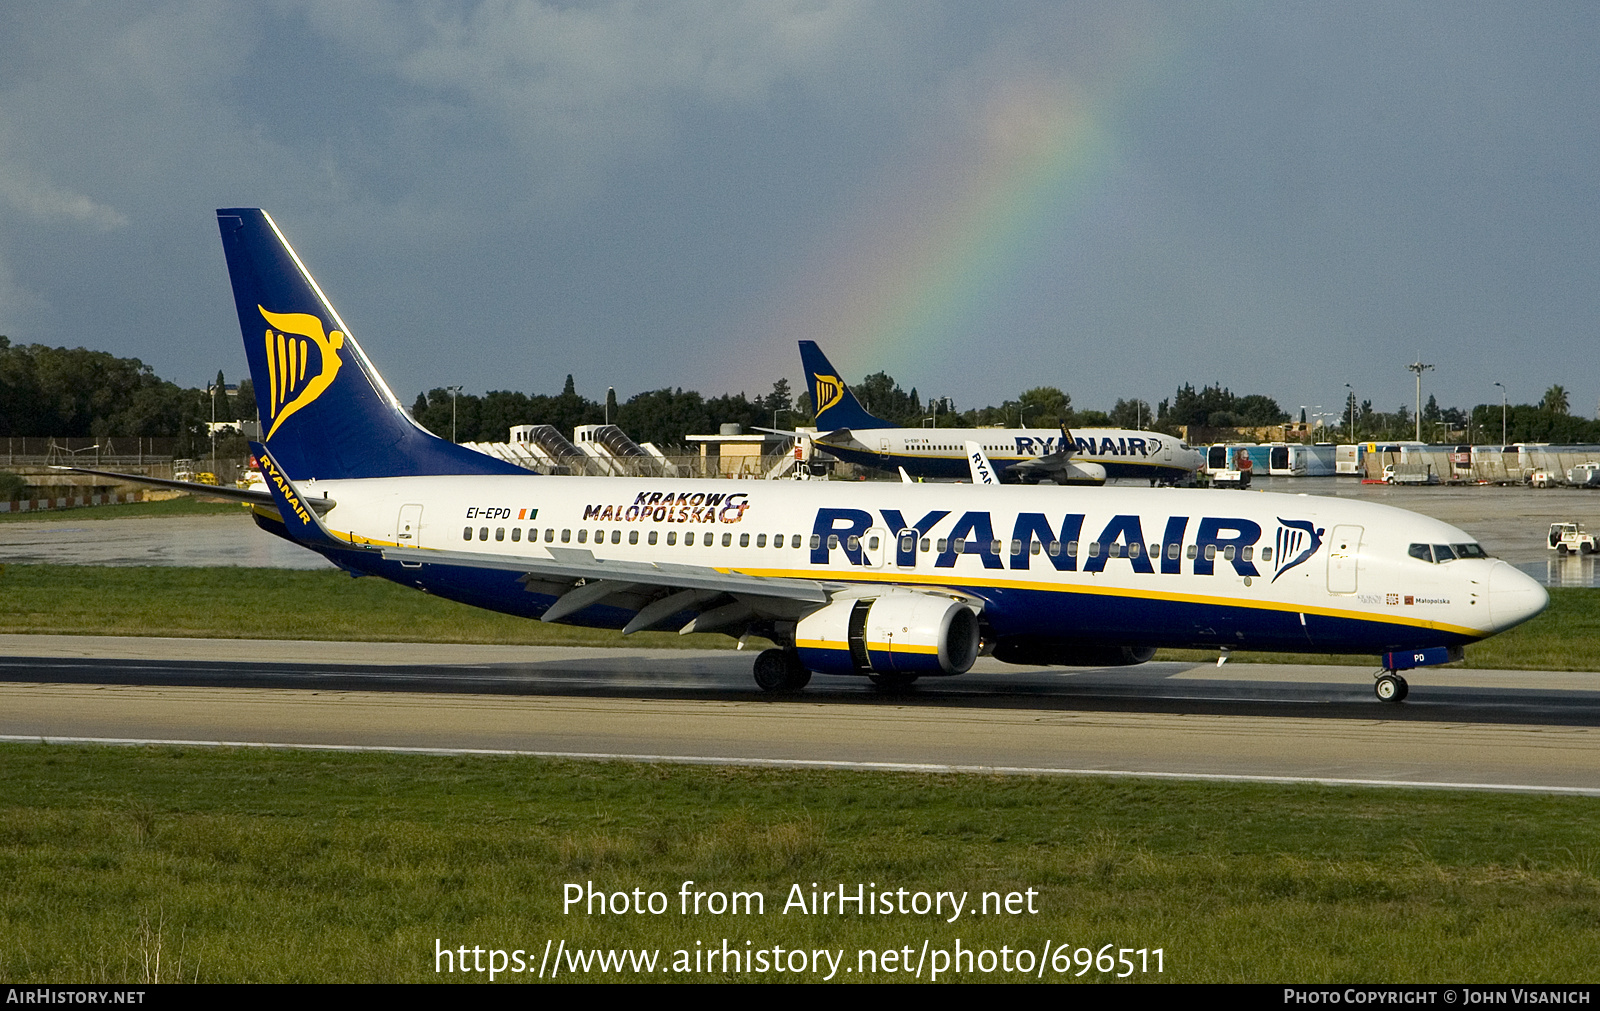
left=1326, top=525, right=1362, bottom=593
left=396, top=504, right=424, bottom=545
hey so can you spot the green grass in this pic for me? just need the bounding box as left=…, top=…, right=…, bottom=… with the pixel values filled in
left=1, top=744, right=1597, bottom=982
left=0, top=563, right=1591, bottom=668
left=0, top=497, right=240, bottom=523
left=0, top=564, right=755, bottom=649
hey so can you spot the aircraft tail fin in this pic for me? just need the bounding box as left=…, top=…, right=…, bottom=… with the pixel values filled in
left=798, top=340, right=890, bottom=431
left=965, top=441, right=999, bottom=485
left=216, top=209, right=526, bottom=481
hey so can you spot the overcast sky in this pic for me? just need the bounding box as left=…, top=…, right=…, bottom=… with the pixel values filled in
left=1, top=2, right=1595, bottom=423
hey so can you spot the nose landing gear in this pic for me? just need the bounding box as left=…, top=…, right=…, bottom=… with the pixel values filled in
left=1374, top=672, right=1409, bottom=703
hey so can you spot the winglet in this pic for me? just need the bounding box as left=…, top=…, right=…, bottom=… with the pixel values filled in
left=965, top=441, right=998, bottom=485
left=252, top=441, right=345, bottom=548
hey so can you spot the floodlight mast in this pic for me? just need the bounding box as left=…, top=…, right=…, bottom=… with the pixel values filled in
left=1407, top=359, right=1434, bottom=443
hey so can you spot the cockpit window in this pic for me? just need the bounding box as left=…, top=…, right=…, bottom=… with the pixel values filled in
left=1410, top=542, right=1489, bottom=563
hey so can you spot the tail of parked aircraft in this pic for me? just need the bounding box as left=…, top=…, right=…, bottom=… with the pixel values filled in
left=798, top=340, right=890, bottom=431
left=215, top=208, right=525, bottom=481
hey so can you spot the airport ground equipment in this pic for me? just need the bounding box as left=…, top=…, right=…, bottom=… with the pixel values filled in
left=1548, top=523, right=1599, bottom=555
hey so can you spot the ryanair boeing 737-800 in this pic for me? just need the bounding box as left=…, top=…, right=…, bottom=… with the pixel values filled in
left=70, top=210, right=1548, bottom=700
left=794, top=341, right=1204, bottom=486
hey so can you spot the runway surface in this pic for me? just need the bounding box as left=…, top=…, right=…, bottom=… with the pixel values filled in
left=3, top=635, right=1599, bottom=794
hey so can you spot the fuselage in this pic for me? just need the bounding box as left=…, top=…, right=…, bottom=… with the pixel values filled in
left=814, top=427, right=1201, bottom=483
left=278, top=475, right=1544, bottom=656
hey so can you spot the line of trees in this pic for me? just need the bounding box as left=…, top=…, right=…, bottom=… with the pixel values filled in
left=0, top=337, right=248, bottom=455
left=7, top=334, right=1599, bottom=450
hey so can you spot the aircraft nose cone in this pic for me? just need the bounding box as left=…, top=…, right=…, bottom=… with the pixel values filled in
left=1487, top=561, right=1548, bottom=631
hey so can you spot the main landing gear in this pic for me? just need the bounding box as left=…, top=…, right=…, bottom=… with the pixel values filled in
left=753, top=649, right=811, bottom=693
left=1374, top=673, right=1409, bottom=703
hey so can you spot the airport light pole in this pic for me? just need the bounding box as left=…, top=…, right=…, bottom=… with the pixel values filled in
left=447, top=385, right=463, bottom=443
left=1494, top=381, right=1506, bottom=446
left=1407, top=359, right=1434, bottom=443
left=1345, top=384, right=1355, bottom=440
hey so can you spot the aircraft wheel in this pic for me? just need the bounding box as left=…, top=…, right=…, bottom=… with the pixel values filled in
left=1374, top=674, right=1408, bottom=703
left=754, top=649, right=809, bottom=692
left=869, top=672, right=919, bottom=692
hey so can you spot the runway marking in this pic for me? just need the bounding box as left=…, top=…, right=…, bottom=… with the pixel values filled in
left=4, top=734, right=1598, bottom=797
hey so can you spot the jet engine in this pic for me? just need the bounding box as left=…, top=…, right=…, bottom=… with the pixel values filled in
left=795, top=593, right=980, bottom=677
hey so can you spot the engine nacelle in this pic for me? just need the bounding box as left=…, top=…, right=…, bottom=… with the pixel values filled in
left=795, top=593, right=980, bottom=677
left=992, top=641, right=1156, bottom=667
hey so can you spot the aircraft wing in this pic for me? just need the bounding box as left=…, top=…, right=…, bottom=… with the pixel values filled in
left=378, top=543, right=833, bottom=606
left=49, top=465, right=335, bottom=512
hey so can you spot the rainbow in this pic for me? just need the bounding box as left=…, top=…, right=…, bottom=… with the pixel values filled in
left=758, top=45, right=1169, bottom=398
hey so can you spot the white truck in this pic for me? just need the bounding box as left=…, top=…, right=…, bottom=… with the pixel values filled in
left=1548, top=522, right=1600, bottom=555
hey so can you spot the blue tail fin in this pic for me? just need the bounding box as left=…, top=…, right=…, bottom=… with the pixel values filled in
left=216, top=208, right=525, bottom=480
left=798, top=340, right=890, bottom=431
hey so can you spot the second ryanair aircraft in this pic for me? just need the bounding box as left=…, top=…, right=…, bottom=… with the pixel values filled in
left=179, top=209, right=1547, bottom=701
left=795, top=341, right=1204, bottom=486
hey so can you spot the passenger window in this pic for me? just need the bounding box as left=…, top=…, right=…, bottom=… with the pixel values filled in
left=722, top=532, right=732, bottom=547
left=629, top=530, right=638, bottom=545
left=1128, top=542, right=1141, bottom=558
left=577, top=530, right=588, bottom=544
left=511, top=528, right=521, bottom=542
left=495, top=528, right=505, bottom=541
left=611, top=530, right=621, bottom=544
left=1408, top=543, right=1431, bottom=563
left=810, top=534, right=821, bottom=549
left=1241, top=546, right=1252, bottom=561
left=740, top=533, right=750, bottom=547
left=920, top=538, right=930, bottom=553
left=1011, top=539, right=1023, bottom=556
left=667, top=531, right=677, bottom=546
left=1260, top=546, right=1272, bottom=562
left=1224, top=545, right=1236, bottom=561
left=1204, top=544, right=1216, bottom=560
left=685, top=532, right=696, bottom=547
left=545, top=529, right=554, bottom=542
left=1187, top=544, right=1198, bottom=559
left=1167, top=543, right=1179, bottom=560
left=847, top=535, right=860, bottom=551
left=757, top=534, right=767, bottom=548
left=937, top=538, right=948, bottom=553
left=595, top=529, right=603, bottom=543
left=1087, top=542, right=1100, bottom=557
left=990, top=539, right=1002, bottom=554
left=479, top=527, right=489, bottom=541
left=561, top=529, right=571, bottom=543
left=1047, top=540, right=1060, bottom=557
left=1065, top=540, right=1076, bottom=556
left=900, top=535, right=914, bottom=553
left=462, top=526, right=472, bottom=541
left=648, top=531, right=657, bottom=545
left=1031, top=541, right=1041, bottom=556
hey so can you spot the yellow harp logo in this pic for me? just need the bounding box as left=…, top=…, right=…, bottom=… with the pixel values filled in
left=259, top=306, right=344, bottom=441
left=813, top=373, right=845, bottom=415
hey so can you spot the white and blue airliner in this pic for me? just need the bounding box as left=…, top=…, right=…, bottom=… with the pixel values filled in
left=71, top=210, right=1549, bottom=700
